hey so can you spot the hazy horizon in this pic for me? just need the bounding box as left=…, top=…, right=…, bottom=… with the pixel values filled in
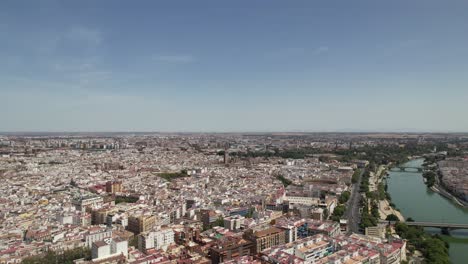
left=2, top=1, right=468, bottom=132
left=1, top=129, right=468, bottom=134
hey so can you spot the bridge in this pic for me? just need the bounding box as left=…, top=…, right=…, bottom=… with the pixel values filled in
left=382, top=221, right=468, bottom=231
left=389, top=166, right=423, bottom=172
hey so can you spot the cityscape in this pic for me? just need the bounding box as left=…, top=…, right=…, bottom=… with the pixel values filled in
left=1, top=133, right=468, bottom=264
left=2, top=1, right=468, bottom=264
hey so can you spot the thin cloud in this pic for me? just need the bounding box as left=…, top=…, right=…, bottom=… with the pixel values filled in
left=53, top=62, right=95, bottom=72
left=381, top=39, right=422, bottom=57
left=76, top=71, right=112, bottom=85
left=50, top=57, right=111, bottom=86
left=266, top=46, right=328, bottom=59
left=67, top=26, right=102, bottom=46
left=153, top=55, right=194, bottom=63
left=314, top=46, right=329, bottom=54
left=264, top=47, right=305, bottom=59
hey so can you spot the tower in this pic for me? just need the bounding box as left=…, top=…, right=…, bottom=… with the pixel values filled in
left=223, top=149, right=229, bottom=165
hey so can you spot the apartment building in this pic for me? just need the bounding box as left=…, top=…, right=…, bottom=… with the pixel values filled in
left=127, top=215, right=156, bottom=234
left=244, top=226, right=286, bottom=253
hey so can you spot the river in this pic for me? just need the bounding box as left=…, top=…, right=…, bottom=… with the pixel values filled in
left=386, top=158, right=468, bottom=264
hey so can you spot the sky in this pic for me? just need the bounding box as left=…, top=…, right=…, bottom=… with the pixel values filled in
left=1, top=0, right=468, bottom=132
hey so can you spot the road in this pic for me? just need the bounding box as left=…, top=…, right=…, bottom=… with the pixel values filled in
left=344, top=168, right=364, bottom=234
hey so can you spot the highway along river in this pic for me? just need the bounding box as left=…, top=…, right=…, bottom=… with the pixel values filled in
left=386, top=158, right=468, bottom=263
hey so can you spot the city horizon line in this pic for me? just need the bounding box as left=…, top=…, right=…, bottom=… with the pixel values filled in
left=1, top=130, right=468, bottom=135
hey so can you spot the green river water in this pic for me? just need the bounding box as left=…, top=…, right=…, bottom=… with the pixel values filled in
left=386, top=158, right=468, bottom=263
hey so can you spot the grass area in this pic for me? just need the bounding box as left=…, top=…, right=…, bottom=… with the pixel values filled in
left=22, top=247, right=91, bottom=264
left=156, top=170, right=188, bottom=181
left=276, top=175, right=292, bottom=187
left=115, top=195, right=139, bottom=204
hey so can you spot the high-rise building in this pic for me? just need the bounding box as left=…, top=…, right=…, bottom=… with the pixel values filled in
left=127, top=215, right=156, bottom=234
left=244, top=227, right=286, bottom=253
left=224, top=150, right=229, bottom=164
left=200, top=209, right=220, bottom=230
left=92, top=207, right=116, bottom=225
left=106, top=181, right=123, bottom=193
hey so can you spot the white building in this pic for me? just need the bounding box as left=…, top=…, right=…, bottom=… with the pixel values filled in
left=138, top=228, right=175, bottom=253
left=116, top=215, right=128, bottom=228
left=92, top=240, right=110, bottom=260
left=293, top=235, right=333, bottom=262
left=91, top=237, right=128, bottom=260
left=72, top=195, right=103, bottom=212
left=153, top=228, right=175, bottom=250
left=138, top=232, right=155, bottom=253
left=85, top=228, right=112, bottom=248
left=111, top=237, right=128, bottom=258
left=284, top=195, right=320, bottom=206
left=56, top=213, right=73, bottom=225
left=224, top=215, right=245, bottom=231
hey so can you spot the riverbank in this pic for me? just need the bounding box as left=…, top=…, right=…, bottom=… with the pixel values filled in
left=387, top=158, right=468, bottom=264
left=423, top=159, right=468, bottom=208
left=431, top=185, right=468, bottom=208
left=378, top=199, right=404, bottom=221
left=370, top=165, right=405, bottom=221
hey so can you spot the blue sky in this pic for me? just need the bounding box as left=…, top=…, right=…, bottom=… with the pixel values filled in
left=1, top=0, right=468, bottom=132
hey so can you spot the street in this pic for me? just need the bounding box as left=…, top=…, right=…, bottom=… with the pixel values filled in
left=344, top=168, right=364, bottom=234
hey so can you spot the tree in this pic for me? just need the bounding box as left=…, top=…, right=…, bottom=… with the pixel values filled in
left=115, top=195, right=139, bottom=204
left=323, top=208, right=329, bottom=219
left=377, top=182, right=386, bottom=200
left=339, top=191, right=351, bottom=204
left=371, top=201, right=380, bottom=219
left=245, top=207, right=255, bottom=218
left=276, top=175, right=292, bottom=187
left=394, top=222, right=449, bottom=264
left=395, top=222, right=409, bottom=234
left=129, top=236, right=138, bottom=247
left=213, top=216, right=224, bottom=227
left=360, top=215, right=375, bottom=228
left=360, top=199, right=378, bottom=229
left=330, top=205, right=346, bottom=222
left=351, top=169, right=361, bottom=183
left=422, top=238, right=450, bottom=264
left=386, top=214, right=400, bottom=221
left=423, top=171, right=436, bottom=187
left=22, top=247, right=91, bottom=264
